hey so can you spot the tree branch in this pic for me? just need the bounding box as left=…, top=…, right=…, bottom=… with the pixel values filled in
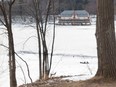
left=0, top=44, right=33, bottom=84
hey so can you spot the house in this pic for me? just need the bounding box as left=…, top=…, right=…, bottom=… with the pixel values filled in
left=58, top=10, right=91, bottom=25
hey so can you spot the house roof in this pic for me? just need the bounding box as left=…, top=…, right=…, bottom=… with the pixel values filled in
left=60, top=10, right=89, bottom=17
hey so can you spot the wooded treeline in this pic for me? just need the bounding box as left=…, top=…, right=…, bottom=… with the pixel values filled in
left=12, top=0, right=96, bottom=15
left=1, top=0, right=116, bottom=15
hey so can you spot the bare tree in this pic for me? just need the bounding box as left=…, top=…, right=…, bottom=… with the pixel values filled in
left=95, top=0, right=116, bottom=79
left=0, top=0, right=17, bottom=87
left=29, top=0, right=55, bottom=80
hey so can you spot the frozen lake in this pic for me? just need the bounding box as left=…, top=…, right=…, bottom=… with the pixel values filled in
left=0, top=22, right=99, bottom=87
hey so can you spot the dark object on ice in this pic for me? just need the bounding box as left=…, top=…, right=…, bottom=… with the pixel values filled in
left=80, top=61, right=89, bottom=64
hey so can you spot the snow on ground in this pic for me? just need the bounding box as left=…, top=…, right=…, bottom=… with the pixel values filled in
left=0, top=21, right=98, bottom=87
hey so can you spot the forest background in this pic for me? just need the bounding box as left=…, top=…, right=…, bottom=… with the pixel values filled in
left=1, top=0, right=116, bottom=16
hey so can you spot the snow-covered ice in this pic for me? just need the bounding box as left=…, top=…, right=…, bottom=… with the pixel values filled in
left=0, top=21, right=99, bottom=87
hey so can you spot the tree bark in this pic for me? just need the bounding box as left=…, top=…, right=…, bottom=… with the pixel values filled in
left=95, top=0, right=116, bottom=79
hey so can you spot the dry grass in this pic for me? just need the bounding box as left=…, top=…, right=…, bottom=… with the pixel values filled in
left=19, top=77, right=116, bottom=87
left=63, top=77, right=116, bottom=87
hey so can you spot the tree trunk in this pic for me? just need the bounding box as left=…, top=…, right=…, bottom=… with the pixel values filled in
left=36, top=19, right=42, bottom=79
left=0, top=1, right=17, bottom=86
left=9, top=28, right=17, bottom=87
left=9, top=4, right=17, bottom=87
left=95, top=0, right=116, bottom=79
left=43, top=39, right=49, bottom=80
